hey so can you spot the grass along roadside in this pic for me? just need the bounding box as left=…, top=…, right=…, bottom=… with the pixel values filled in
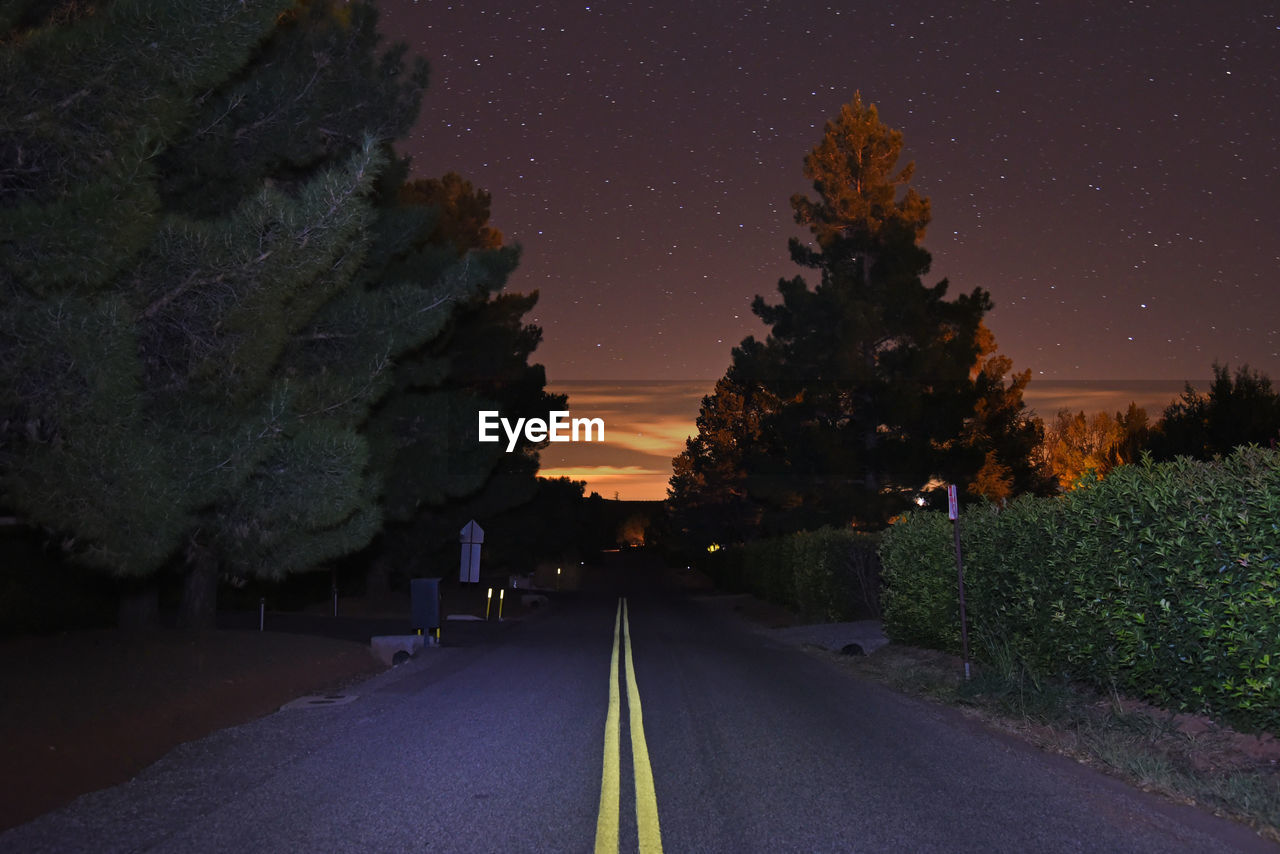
left=825, top=642, right=1280, bottom=842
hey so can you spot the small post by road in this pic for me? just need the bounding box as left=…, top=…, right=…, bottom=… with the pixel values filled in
left=485, top=587, right=493, bottom=621
left=948, top=484, right=972, bottom=681
left=498, top=588, right=505, bottom=621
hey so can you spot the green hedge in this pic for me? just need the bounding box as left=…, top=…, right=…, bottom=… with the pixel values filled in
left=701, top=527, right=881, bottom=622
left=879, top=509, right=961, bottom=651
left=880, top=447, right=1280, bottom=732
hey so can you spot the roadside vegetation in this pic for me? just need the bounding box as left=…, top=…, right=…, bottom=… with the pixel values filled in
left=692, top=446, right=1280, bottom=840
left=663, top=89, right=1280, bottom=844
left=880, top=446, right=1280, bottom=735
left=1, top=1, right=589, bottom=633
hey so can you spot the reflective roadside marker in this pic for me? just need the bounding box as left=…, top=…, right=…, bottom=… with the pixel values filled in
left=498, top=588, right=505, bottom=621
left=485, top=587, right=493, bottom=621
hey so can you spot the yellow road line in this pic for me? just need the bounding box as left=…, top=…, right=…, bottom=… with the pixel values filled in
left=623, top=598, right=664, bottom=854
left=594, top=598, right=664, bottom=854
left=594, top=600, right=622, bottom=854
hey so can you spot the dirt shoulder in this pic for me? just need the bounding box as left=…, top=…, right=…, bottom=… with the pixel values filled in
left=0, top=582, right=539, bottom=832
left=0, top=628, right=382, bottom=831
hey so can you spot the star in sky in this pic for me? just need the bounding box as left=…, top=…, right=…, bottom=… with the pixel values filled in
left=381, top=1, right=1278, bottom=387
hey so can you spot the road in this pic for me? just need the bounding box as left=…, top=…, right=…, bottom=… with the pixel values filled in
left=3, top=559, right=1274, bottom=853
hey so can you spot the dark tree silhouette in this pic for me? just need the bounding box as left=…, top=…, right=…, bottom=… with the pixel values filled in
left=671, top=94, right=1045, bottom=540
left=1150, top=363, right=1280, bottom=460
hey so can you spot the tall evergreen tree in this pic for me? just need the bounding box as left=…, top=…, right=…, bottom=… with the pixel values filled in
left=363, top=172, right=564, bottom=585
left=2, top=0, right=296, bottom=585
left=1, top=1, right=492, bottom=627
left=667, top=375, right=770, bottom=547
left=964, top=324, right=1054, bottom=502
left=671, top=94, right=1040, bottom=538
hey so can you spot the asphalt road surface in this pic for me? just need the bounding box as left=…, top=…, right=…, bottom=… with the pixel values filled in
left=3, top=559, right=1275, bottom=853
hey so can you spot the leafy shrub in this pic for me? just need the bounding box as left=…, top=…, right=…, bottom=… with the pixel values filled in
left=880, top=447, right=1280, bottom=732
left=790, top=528, right=882, bottom=621
left=879, top=510, right=960, bottom=651
left=743, top=536, right=795, bottom=609
left=1060, top=448, right=1280, bottom=730
left=960, top=495, right=1073, bottom=671
left=705, top=528, right=882, bottom=622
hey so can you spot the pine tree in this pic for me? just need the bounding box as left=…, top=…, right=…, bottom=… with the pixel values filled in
left=667, top=375, right=770, bottom=546
left=1, top=1, right=489, bottom=627
left=671, top=94, right=1041, bottom=537
left=1, top=0, right=296, bottom=581
left=362, top=172, right=564, bottom=585
left=963, top=324, right=1054, bottom=502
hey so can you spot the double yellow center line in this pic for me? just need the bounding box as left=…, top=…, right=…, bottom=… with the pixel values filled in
left=595, top=598, right=663, bottom=854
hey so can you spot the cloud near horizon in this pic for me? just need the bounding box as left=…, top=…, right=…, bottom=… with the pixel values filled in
left=536, top=381, right=710, bottom=500
left=533, top=380, right=1197, bottom=501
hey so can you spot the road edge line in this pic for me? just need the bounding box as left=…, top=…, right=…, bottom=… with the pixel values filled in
left=623, top=598, right=664, bottom=854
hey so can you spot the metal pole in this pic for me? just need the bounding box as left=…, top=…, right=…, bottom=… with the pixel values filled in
left=259, top=597, right=265, bottom=632
left=953, top=516, right=971, bottom=680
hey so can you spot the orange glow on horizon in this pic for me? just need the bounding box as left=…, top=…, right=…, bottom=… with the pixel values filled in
left=534, top=380, right=1194, bottom=503
left=537, top=465, right=670, bottom=501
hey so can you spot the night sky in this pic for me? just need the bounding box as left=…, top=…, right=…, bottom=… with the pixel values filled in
left=376, top=1, right=1280, bottom=498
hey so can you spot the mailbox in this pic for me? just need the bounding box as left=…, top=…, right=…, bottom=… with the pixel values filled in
left=411, top=577, right=440, bottom=634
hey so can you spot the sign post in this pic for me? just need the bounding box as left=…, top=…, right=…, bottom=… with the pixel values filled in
left=460, top=520, right=484, bottom=584
left=948, top=485, right=972, bottom=681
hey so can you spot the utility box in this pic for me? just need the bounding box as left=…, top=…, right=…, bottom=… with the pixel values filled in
left=411, top=577, right=440, bottom=635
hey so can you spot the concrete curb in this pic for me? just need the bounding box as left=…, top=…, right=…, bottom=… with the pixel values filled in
left=369, top=634, right=430, bottom=666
